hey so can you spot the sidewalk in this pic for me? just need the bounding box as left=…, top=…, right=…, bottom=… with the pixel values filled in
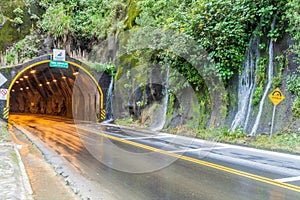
left=1, top=120, right=81, bottom=200
left=0, top=120, right=33, bottom=200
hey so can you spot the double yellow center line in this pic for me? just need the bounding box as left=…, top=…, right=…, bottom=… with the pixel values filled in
left=77, top=126, right=300, bottom=193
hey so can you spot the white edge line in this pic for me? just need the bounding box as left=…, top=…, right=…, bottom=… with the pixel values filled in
left=274, top=176, right=300, bottom=183
left=191, top=137, right=300, bottom=160
left=170, top=146, right=230, bottom=153
left=80, top=123, right=300, bottom=159
left=14, top=145, right=34, bottom=199
left=123, top=135, right=175, bottom=140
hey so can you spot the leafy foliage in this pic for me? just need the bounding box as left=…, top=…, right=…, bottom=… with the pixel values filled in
left=38, top=0, right=126, bottom=42
left=287, top=74, right=300, bottom=95
left=6, top=30, right=44, bottom=64
left=84, top=61, right=116, bottom=76
left=10, top=0, right=289, bottom=83
left=0, top=0, right=41, bottom=52
left=286, top=0, right=300, bottom=64
left=272, top=55, right=286, bottom=89
left=287, top=72, right=300, bottom=118
left=160, top=0, right=287, bottom=80
left=249, top=132, right=300, bottom=153
left=253, top=57, right=267, bottom=105
left=285, top=0, right=300, bottom=117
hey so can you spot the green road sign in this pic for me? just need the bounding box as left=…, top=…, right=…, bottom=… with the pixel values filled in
left=50, top=60, right=69, bottom=69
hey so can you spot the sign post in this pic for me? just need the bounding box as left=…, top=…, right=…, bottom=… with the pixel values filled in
left=268, top=88, right=285, bottom=140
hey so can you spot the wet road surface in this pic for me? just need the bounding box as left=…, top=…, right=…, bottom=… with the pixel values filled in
left=9, top=114, right=300, bottom=200
left=11, top=127, right=79, bottom=200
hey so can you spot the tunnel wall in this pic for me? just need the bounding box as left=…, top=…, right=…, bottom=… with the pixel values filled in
left=0, top=55, right=107, bottom=121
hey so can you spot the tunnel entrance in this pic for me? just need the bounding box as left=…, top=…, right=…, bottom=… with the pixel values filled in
left=7, top=60, right=104, bottom=121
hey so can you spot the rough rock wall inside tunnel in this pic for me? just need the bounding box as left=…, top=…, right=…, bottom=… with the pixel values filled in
left=10, top=91, right=71, bottom=117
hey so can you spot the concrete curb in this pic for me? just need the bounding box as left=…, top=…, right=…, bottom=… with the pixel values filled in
left=0, top=119, right=33, bottom=200
left=13, top=144, right=34, bottom=199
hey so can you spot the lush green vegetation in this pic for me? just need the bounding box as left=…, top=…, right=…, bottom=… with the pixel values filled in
left=26, top=0, right=287, bottom=83
left=0, top=0, right=41, bottom=53
left=286, top=0, right=300, bottom=64
left=253, top=57, right=268, bottom=105
left=286, top=0, right=300, bottom=118
left=6, top=30, right=44, bottom=64
left=197, top=127, right=300, bottom=153
left=287, top=71, right=300, bottom=118
left=38, top=0, right=126, bottom=45
left=3, top=0, right=293, bottom=78
left=134, top=0, right=287, bottom=81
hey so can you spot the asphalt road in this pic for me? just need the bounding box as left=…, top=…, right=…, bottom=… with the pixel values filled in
left=9, top=114, right=300, bottom=200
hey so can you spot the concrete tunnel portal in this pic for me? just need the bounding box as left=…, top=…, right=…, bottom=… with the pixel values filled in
left=7, top=59, right=105, bottom=121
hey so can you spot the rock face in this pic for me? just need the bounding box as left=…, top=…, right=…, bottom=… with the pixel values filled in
left=112, top=31, right=299, bottom=133
left=10, top=83, right=71, bottom=117
left=0, top=1, right=40, bottom=52
left=227, top=32, right=300, bottom=134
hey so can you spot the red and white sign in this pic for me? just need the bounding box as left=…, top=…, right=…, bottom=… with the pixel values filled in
left=0, top=89, right=8, bottom=100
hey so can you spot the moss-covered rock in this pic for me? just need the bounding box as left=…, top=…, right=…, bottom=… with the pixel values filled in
left=124, top=0, right=140, bottom=30
left=0, top=0, right=41, bottom=52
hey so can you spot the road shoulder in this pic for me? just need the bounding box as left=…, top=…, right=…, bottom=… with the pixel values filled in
left=7, top=121, right=80, bottom=200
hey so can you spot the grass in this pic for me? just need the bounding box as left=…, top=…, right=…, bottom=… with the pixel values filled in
left=114, top=118, right=138, bottom=127
left=0, top=121, right=10, bottom=142
left=10, top=151, right=19, bottom=164
left=248, top=133, right=300, bottom=153
left=196, top=127, right=300, bottom=154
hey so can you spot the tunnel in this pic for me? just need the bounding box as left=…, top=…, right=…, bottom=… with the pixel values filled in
left=7, top=60, right=104, bottom=121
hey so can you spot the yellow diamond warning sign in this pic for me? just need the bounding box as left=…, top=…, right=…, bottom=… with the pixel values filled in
left=269, top=87, right=285, bottom=106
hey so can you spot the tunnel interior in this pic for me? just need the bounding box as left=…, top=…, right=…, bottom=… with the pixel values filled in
left=9, top=62, right=101, bottom=121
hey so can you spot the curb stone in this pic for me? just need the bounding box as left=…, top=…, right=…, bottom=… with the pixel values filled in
left=0, top=120, right=33, bottom=200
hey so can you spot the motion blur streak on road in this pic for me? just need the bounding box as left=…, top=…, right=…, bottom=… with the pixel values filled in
left=9, top=114, right=300, bottom=200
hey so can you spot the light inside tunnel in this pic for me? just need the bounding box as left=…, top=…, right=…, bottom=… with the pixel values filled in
left=8, top=61, right=103, bottom=121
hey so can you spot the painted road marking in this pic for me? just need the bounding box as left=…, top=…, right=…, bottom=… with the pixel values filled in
left=275, top=176, right=300, bottom=183
left=218, top=142, right=300, bottom=160
left=76, top=126, right=300, bottom=193
left=170, top=146, right=230, bottom=153
left=124, top=135, right=175, bottom=140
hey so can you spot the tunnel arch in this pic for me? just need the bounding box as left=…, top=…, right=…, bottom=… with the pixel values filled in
left=6, top=58, right=105, bottom=121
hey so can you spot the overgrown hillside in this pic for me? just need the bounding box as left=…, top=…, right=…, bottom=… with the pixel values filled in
left=0, top=0, right=299, bottom=137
